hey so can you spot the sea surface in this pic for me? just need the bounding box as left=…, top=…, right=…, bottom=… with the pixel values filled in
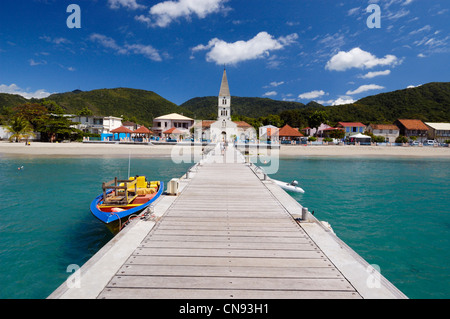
left=0, top=154, right=448, bottom=299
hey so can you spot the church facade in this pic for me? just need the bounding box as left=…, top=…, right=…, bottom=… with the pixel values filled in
left=194, top=69, right=256, bottom=143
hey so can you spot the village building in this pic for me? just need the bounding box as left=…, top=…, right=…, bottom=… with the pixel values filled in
left=395, top=119, right=429, bottom=142
left=152, top=113, right=194, bottom=138
left=336, top=122, right=367, bottom=136
left=425, top=122, right=450, bottom=142
left=70, top=115, right=123, bottom=135
left=278, top=124, right=304, bottom=144
left=366, top=124, right=400, bottom=143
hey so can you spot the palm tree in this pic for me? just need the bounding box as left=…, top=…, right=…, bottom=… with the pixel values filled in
left=5, top=116, right=35, bottom=143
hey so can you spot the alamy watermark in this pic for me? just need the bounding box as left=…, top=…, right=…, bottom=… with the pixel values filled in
left=366, top=264, right=382, bottom=289
left=67, top=4, right=81, bottom=29
left=66, top=264, right=81, bottom=289
left=367, top=4, right=381, bottom=29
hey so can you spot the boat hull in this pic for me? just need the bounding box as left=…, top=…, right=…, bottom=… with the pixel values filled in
left=273, top=179, right=305, bottom=194
left=90, top=181, right=164, bottom=224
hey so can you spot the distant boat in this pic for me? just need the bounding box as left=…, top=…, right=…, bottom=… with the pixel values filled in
left=273, top=179, right=305, bottom=194
left=90, top=176, right=163, bottom=232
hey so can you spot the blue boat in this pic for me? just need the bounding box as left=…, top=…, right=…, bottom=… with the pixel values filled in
left=90, top=176, right=163, bottom=231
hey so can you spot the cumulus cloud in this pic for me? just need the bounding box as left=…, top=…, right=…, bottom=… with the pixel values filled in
left=346, top=84, right=385, bottom=95
left=139, top=0, right=229, bottom=27
left=0, top=84, right=53, bottom=99
left=325, top=48, right=400, bottom=71
left=332, top=96, right=355, bottom=106
left=192, top=32, right=298, bottom=65
left=359, top=70, right=391, bottom=79
left=263, top=91, right=277, bottom=97
left=298, top=90, right=327, bottom=100
left=108, top=0, right=146, bottom=10
left=89, top=33, right=162, bottom=61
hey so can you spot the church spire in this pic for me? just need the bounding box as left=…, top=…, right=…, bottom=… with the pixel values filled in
left=219, top=68, right=230, bottom=97
left=218, top=68, right=231, bottom=121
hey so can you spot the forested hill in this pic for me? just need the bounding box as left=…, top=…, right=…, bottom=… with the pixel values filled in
left=1, top=82, right=449, bottom=128
left=45, top=88, right=186, bottom=126
left=181, top=82, right=450, bottom=127
left=180, top=96, right=308, bottom=119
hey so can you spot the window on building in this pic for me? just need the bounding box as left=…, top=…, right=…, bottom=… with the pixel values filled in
left=157, top=122, right=161, bottom=127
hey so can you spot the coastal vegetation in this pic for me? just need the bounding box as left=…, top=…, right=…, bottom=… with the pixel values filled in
left=1, top=82, right=449, bottom=140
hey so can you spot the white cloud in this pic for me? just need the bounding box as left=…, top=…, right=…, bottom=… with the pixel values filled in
left=192, top=32, right=298, bottom=65
left=332, top=96, right=355, bottom=106
left=0, top=84, right=53, bottom=99
left=298, top=90, right=327, bottom=100
left=89, top=33, right=162, bottom=61
left=326, top=47, right=400, bottom=71
left=40, top=36, right=71, bottom=45
left=263, top=91, right=277, bottom=97
left=359, top=69, right=391, bottom=79
left=346, top=84, right=385, bottom=95
left=29, top=59, right=47, bottom=66
left=409, top=25, right=432, bottom=35
left=264, top=81, right=284, bottom=88
left=108, top=0, right=146, bottom=10
left=142, top=0, right=229, bottom=27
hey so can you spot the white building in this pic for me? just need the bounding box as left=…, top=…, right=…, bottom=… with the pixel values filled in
left=70, top=115, right=123, bottom=135
left=425, top=122, right=450, bottom=142
left=259, top=125, right=279, bottom=142
left=0, top=126, right=12, bottom=140
left=152, top=113, right=194, bottom=138
left=366, top=124, right=400, bottom=143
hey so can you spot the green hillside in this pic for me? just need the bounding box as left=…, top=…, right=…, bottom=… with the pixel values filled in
left=0, top=93, right=28, bottom=108
left=45, top=88, right=188, bottom=126
left=180, top=96, right=306, bottom=120
left=1, top=82, right=449, bottom=129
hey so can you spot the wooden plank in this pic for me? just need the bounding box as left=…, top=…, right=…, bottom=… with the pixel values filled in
left=157, top=223, right=300, bottom=232
left=148, top=229, right=305, bottom=237
left=98, top=288, right=361, bottom=299
left=143, top=234, right=310, bottom=243
left=116, top=264, right=341, bottom=279
left=125, top=256, right=333, bottom=268
left=106, top=276, right=355, bottom=291
left=134, top=247, right=324, bottom=259
left=140, top=240, right=316, bottom=250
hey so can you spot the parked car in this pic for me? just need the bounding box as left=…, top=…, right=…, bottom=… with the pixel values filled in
left=424, top=140, right=438, bottom=146
left=409, top=141, right=419, bottom=146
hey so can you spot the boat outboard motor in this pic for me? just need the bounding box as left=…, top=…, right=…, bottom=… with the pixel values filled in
left=290, top=180, right=298, bottom=186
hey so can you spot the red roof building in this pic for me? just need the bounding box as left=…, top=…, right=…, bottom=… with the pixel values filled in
left=336, top=122, right=367, bottom=136
left=278, top=124, right=304, bottom=141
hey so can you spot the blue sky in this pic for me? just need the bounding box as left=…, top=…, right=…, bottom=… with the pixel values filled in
left=0, top=0, right=449, bottom=106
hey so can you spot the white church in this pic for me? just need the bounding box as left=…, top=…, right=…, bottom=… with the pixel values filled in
left=194, top=69, right=256, bottom=143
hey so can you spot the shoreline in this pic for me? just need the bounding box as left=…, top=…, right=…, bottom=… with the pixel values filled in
left=0, top=141, right=449, bottom=159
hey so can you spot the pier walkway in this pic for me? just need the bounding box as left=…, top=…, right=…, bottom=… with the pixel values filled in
left=49, top=145, right=406, bottom=299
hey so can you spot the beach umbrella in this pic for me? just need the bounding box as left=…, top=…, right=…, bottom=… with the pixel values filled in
left=111, top=126, right=133, bottom=140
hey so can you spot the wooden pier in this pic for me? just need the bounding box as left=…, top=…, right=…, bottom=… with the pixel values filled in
left=49, top=145, right=407, bottom=299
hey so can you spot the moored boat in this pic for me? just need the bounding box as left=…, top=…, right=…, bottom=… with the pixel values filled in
left=273, top=179, right=305, bottom=194
left=90, top=176, right=163, bottom=232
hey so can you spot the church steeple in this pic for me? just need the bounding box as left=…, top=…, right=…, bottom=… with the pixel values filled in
left=219, top=68, right=230, bottom=97
left=218, top=68, right=231, bottom=121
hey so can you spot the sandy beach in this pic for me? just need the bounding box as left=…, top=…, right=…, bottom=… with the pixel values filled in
left=0, top=141, right=449, bottom=158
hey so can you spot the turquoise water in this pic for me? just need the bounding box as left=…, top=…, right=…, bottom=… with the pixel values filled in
left=268, top=157, right=450, bottom=299
left=0, top=155, right=191, bottom=299
left=0, top=155, right=448, bottom=299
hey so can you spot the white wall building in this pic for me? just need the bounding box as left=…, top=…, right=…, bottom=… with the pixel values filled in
left=425, top=122, right=450, bottom=142
left=70, top=115, right=123, bottom=135
left=152, top=113, right=194, bottom=138
left=0, top=126, right=12, bottom=140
